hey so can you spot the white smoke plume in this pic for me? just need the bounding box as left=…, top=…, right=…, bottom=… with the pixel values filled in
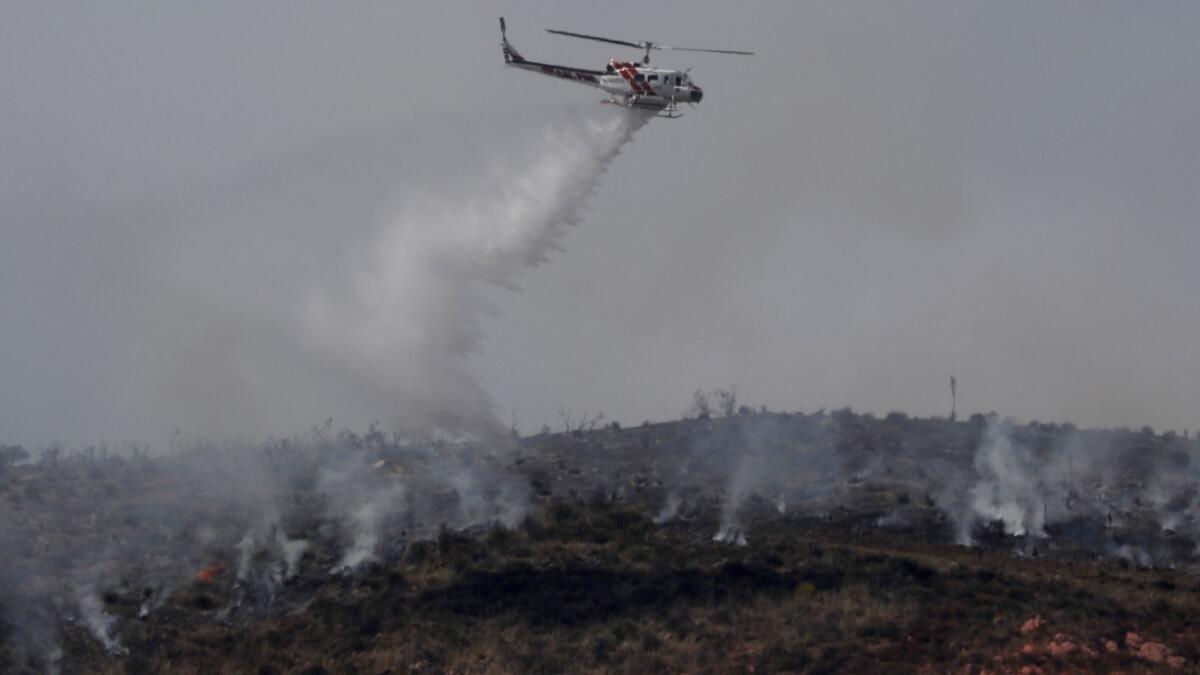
left=337, top=489, right=403, bottom=572
left=61, top=106, right=655, bottom=445
left=653, top=492, right=682, bottom=525
left=275, top=106, right=654, bottom=440
left=437, top=460, right=529, bottom=531
left=234, top=512, right=310, bottom=592
left=714, top=455, right=757, bottom=546
left=708, top=417, right=808, bottom=546
left=967, top=419, right=1048, bottom=539
left=276, top=528, right=310, bottom=580
left=929, top=418, right=1051, bottom=545
left=1109, top=543, right=1155, bottom=569
left=72, top=584, right=124, bottom=656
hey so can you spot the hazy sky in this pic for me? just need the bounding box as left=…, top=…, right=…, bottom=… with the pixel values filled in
left=2, top=2, right=1198, bottom=447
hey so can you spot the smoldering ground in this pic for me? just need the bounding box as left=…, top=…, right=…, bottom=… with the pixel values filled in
left=630, top=404, right=1200, bottom=564
left=0, top=437, right=532, bottom=672
left=5, top=408, right=1200, bottom=670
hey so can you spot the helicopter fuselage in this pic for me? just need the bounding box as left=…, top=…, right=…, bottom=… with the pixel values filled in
left=509, top=58, right=703, bottom=108
left=598, top=61, right=703, bottom=106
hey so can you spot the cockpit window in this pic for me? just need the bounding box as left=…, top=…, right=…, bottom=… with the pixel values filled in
left=648, top=74, right=658, bottom=81
left=675, top=76, right=681, bottom=85
left=634, top=73, right=645, bottom=82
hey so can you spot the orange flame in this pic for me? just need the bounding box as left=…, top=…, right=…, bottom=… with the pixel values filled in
left=194, top=562, right=224, bottom=584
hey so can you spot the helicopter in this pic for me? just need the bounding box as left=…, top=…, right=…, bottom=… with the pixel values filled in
left=499, top=17, right=752, bottom=119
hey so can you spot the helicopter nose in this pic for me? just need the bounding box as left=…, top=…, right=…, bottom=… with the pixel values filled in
left=690, top=86, right=703, bottom=103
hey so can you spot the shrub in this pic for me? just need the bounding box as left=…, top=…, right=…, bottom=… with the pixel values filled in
left=0, top=445, right=28, bottom=470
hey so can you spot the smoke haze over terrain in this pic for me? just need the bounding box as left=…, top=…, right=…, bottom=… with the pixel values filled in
left=2, top=3, right=1199, bottom=446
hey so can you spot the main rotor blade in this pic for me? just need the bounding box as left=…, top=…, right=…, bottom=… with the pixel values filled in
left=545, top=29, right=643, bottom=50
left=546, top=28, right=754, bottom=57
left=656, top=45, right=755, bottom=55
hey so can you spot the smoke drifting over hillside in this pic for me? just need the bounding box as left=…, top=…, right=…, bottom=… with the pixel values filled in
left=13, top=107, right=651, bottom=445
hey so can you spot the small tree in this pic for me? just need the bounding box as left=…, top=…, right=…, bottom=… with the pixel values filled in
left=714, top=387, right=738, bottom=418
left=831, top=406, right=855, bottom=422
left=310, top=417, right=335, bottom=447
left=559, top=408, right=603, bottom=434
left=39, top=443, right=61, bottom=468
left=690, top=389, right=712, bottom=420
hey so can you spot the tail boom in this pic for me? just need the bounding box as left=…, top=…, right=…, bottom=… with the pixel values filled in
left=500, top=17, right=604, bottom=87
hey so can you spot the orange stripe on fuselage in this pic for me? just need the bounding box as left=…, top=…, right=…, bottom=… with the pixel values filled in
left=614, top=61, right=650, bottom=95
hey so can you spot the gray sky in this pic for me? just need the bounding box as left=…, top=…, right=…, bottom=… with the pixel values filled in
left=2, top=2, right=1198, bottom=447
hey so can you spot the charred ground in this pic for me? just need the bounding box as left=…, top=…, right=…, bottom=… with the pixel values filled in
left=2, top=410, right=1199, bottom=673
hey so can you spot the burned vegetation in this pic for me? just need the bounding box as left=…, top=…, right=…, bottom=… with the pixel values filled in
left=2, top=410, right=1200, bottom=673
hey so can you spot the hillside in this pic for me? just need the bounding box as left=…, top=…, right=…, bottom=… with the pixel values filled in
left=2, top=411, right=1198, bottom=673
